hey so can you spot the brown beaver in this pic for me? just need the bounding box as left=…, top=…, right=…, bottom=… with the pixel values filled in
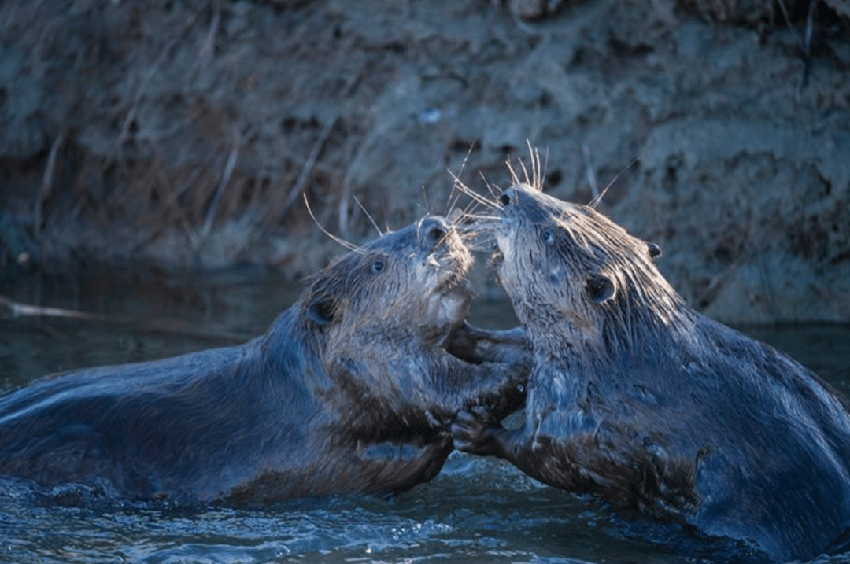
left=0, top=215, right=530, bottom=503
left=452, top=182, right=850, bottom=562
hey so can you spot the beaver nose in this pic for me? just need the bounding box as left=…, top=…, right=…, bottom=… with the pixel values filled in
left=499, top=188, right=515, bottom=207
left=420, top=217, right=449, bottom=249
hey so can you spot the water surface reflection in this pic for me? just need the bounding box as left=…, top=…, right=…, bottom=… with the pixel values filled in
left=1, top=266, right=848, bottom=564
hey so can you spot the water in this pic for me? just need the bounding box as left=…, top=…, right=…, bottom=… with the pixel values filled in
left=1, top=266, right=849, bottom=564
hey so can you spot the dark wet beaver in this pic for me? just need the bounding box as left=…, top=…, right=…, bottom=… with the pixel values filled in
left=453, top=182, right=850, bottom=562
left=0, top=215, right=530, bottom=504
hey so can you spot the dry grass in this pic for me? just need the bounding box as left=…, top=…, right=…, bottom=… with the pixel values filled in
left=0, top=0, right=400, bottom=268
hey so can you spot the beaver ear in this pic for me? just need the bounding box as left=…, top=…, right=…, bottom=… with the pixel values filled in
left=586, top=274, right=615, bottom=303
left=647, top=242, right=662, bottom=260
left=306, top=294, right=336, bottom=326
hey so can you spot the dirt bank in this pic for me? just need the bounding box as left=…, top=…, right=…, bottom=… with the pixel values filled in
left=1, top=0, right=848, bottom=322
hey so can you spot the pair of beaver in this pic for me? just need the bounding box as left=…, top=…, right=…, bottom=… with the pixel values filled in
left=3, top=177, right=850, bottom=562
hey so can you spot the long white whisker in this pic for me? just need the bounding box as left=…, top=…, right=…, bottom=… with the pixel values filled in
left=459, top=194, right=481, bottom=220
left=518, top=154, right=531, bottom=185
left=525, top=140, right=538, bottom=188
left=353, top=195, right=383, bottom=237
left=590, top=155, right=641, bottom=208
left=482, top=173, right=498, bottom=199
left=449, top=170, right=496, bottom=209
left=540, top=146, right=549, bottom=191
left=461, top=213, right=502, bottom=221
left=304, top=195, right=362, bottom=253
left=421, top=185, right=431, bottom=216
left=446, top=141, right=477, bottom=210
left=479, top=171, right=503, bottom=197
left=447, top=179, right=464, bottom=217
left=505, top=158, right=520, bottom=186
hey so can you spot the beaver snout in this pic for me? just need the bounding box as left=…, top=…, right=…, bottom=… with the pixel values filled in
left=418, top=216, right=449, bottom=250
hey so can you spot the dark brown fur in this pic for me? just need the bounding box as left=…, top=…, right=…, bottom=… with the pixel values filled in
left=0, top=216, right=530, bottom=503
left=453, top=183, right=850, bottom=562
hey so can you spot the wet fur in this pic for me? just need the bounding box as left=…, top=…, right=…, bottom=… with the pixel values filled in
left=454, top=183, right=850, bottom=562
left=0, top=216, right=530, bottom=503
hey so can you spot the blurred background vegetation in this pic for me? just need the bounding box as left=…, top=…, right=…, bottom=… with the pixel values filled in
left=0, top=0, right=848, bottom=322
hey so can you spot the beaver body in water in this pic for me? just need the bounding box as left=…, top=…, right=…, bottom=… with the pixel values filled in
left=453, top=183, right=850, bottom=562
left=0, top=216, right=529, bottom=503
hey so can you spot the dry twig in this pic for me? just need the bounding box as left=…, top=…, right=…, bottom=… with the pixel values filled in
left=0, top=295, right=251, bottom=342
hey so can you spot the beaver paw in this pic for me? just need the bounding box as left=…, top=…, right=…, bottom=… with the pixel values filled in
left=488, top=380, right=527, bottom=419
left=451, top=405, right=504, bottom=456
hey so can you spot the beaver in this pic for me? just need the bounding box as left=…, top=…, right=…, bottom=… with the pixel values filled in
left=452, top=182, right=850, bottom=562
left=0, top=215, right=530, bottom=504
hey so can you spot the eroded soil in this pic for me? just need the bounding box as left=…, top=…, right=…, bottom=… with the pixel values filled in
left=1, top=0, right=848, bottom=322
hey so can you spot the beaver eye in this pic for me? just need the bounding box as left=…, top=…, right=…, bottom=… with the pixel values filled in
left=586, top=274, right=615, bottom=303
left=371, top=258, right=385, bottom=273
left=540, top=229, right=554, bottom=245
left=647, top=242, right=662, bottom=259
left=427, top=225, right=446, bottom=243
left=500, top=193, right=511, bottom=206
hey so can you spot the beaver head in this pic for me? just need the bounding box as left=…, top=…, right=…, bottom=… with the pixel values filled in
left=286, top=213, right=525, bottom=451
left=300, top=215, right=475, bottom=351
left=492, top=184, right=690, bottom=358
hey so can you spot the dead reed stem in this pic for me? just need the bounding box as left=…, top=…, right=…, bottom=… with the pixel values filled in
left=195, top=129, right=242, bottom=250
left=280, top=117, right=336, bottom=219
left=0, top=295, right=251, bottom=343
left=33, top=132, right=64, bottom=242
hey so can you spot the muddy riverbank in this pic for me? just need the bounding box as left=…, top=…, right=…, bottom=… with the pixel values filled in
left=1, top=0, right=848, bottom=322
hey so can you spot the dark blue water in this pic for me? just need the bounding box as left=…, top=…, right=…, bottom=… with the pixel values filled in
left=1, top=266, right=849, bottom=564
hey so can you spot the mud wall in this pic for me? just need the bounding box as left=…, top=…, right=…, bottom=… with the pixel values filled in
left=1, top=0, right=848, bottom=322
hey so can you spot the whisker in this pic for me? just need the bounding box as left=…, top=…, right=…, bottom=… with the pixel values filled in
left=539, top=146, right=549, bottom=191
left=590, top=155, right=641, bottom=209
left=421, top=185, right=431, bottom=216
left=456, top=216, right=500, bottom=237
left=446, top=141, right=477, bottom=212
left=456, top=212, right=500, bottom=227
left=463, top=240, right=497, bottom=253
left=479, top=171, right=503, bottom=197
left=353, top=195, right=383, bottom=237
left=460, top=213, right=502, bottom=222
left=447, top=179, right=464, bottom=218
left=482, top=174, right=498, bottom=199
left=447, top=168, right=475, bottom=218
left=525, top=140, right=538, bottom=189
left=461, top=193, right=480, bottom=214
left=414, top=201, right=431, bottom=221
left=446, top=206, right=465, bottom=228
left=518, top=154, right=531, bottom=186
left=458, top=228, right=497, bottom=239
left=505, top=158, right=520, bottom=186
left=303, top=195, right=362, bottom=253
left=459, top=191, right=492, bottom=214
left=582, top=143, right=599, bottom=201
left=456, top=194, right=481, bottom=226
left=449, top=170, right=496, bottom=209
